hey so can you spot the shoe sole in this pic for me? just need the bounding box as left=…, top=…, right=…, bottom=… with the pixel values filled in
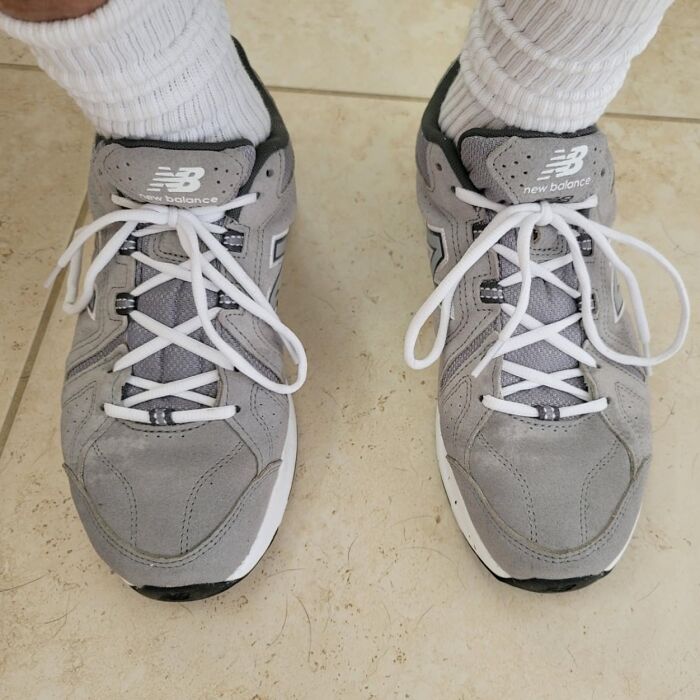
left=130, top=400, right=298, bottom=602
left=435, top=410, right=639, bottom=593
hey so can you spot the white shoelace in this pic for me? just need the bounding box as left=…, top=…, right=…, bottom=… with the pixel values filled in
left=405, top=188, right=690, bottom=419
left=47, top=194, right=307, bottom=425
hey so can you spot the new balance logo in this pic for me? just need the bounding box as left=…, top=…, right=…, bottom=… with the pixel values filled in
left=147, top=166, right=205, bottom=193
left=537, top=146, right=588, bottom=181
left=427, top=225, right=446, bottom=280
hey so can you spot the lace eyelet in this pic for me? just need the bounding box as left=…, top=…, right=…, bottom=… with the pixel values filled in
left=115, top=293, right=137, bottom=315
left=51, top=191, right=308, bottom=414
left=217, top=291, right=240, bottom=310
left=149, top=408, right=175, bottom=426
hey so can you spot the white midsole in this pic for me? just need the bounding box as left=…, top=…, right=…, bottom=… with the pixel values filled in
left=226, top=398, right=297, bottom=581
left=435, top=410, right=511, bottom=578
left=122, top=399, right=297, bottom=589
left=435, top=410, right=640, bottom=580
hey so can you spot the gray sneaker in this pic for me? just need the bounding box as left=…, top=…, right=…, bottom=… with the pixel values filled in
left=50, top=41, right=305, bottom=602
left=406, top=63, right=689, bottom=592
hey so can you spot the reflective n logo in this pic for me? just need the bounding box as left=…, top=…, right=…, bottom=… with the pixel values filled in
left=537, top=145, right=588, bottom=181
left=147, top=166, right=205, bottom=193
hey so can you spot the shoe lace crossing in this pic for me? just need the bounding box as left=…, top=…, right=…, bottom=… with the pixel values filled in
left=404, top=188, right=690, bottom=419
left=47, top=193, right=307, bottom=425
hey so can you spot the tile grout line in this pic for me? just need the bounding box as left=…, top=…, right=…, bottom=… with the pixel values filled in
left=1, top=62, right=699, bottom=125
left=268, top=85, right=700, bottom=125
left=0, top=195, right=88, bottom=459
left=604, top=111, right=700, bottom=125
left=0, top=61, right=41, bottom=72
left=268, top=83, right=428, bottom=105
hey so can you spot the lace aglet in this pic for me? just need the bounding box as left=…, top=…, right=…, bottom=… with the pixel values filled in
left=44, top=266, right=62, bottom=290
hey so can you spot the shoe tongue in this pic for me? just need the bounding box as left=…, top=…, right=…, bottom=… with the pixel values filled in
left=459, top=129, right=611, bottom=205
left=99, top=139, right=256, bottom=208
left=97, top=139, right=257, bottom=411
left=459, top=129, right=612, bottom=410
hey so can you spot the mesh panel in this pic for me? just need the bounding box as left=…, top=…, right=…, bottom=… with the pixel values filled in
left=125, top=235, right=219, bottom=411
left=461, top=137, right=509, bottom=201
left=461, top=139, right=592, bottom=408
left=499, top=230, right=587, bottom=408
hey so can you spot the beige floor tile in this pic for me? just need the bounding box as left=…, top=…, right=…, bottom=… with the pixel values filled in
left=0, top=92, right=698, bottom=699
left=0, top=68, right=92, bottom=431
left=611, top=0, right=700, bottom=119
left=0, top=33, right=32, bottom=65
left=2, top=1, right=698, bottom=119
left=233, top=0, right=700, bottom=119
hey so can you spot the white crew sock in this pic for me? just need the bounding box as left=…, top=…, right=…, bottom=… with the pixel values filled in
left=0, top=0, right=271, bottom=144
left=440, top=0, right=673, bottom=138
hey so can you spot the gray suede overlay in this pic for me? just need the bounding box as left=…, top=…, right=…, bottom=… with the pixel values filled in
left=416, top=124, right=651, bottom=580
left=461, top=132, right=616, bottom=408
left=61, top=134, right=298, bottom=587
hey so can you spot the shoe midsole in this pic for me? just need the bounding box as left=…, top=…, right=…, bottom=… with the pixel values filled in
left=226, top=398, right=297, bottom=582
left=121, top=399, right=297, bottom=589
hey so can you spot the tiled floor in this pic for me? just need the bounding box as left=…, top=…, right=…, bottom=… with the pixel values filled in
left=0, top=4, right=698, bottom=699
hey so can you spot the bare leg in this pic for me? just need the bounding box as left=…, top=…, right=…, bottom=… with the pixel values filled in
left=0, top=0, right=107, bottom=21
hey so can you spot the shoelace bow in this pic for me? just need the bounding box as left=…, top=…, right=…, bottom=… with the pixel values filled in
left=47, top=193, right=307, bottom=425
left=404, top=188, right=690, bottom=419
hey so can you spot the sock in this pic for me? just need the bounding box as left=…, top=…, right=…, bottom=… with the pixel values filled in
left=0, top=0, right=271, bottom=144
left=439, top=0, right=673, bottom=138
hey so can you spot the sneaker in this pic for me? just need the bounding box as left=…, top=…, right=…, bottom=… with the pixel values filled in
left=405, top=63, right=689, bottom=592
left=49, top=40, right=306, bottom=602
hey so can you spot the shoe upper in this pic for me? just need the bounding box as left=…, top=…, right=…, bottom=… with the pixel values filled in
left=57, top=46, right=301, bottom=587
left=409, top=64, right=688, bottom=580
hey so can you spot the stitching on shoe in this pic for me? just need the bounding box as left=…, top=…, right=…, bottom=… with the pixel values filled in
left=511, top=413, right=595, bottom=433
left=250, top=384, right=275, bottom=459
left=579, top=439, right=621, bottom=544
left=179, top=439, right=246, bottom=553
left=441, top=376, right=471, bottom=449
left=490, top=139, right=523, bottom=202
left=66, top=261, right=130, bottom=372
left=91, top=442, right=138, bottom=546
left=63, top=382, right=97, bottom=467
left=475, top=433, right=538, bottom=542
left=455, top=460, right=645, bottom=564
left=67, top=463, right=280, bottom=570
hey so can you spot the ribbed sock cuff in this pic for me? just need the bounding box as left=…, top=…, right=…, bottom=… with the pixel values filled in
left=440, top=0, right=672, bottom=138
left=0, top=0, right=271, bottom=144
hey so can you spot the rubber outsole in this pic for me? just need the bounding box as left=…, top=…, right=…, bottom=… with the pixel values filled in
left=492, top=566, right=609, bottom=593
left=133, top=580, right=239, bottom=603
left=130, top=530, right=279, bottom=602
